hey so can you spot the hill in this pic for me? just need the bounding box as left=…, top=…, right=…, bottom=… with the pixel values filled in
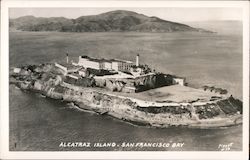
left=9, top=10, right=211, bottom=33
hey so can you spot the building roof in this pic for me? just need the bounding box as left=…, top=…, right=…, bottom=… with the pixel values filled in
left=56, top=62, right=81, bottom=70
left=78, top=68, right=87, bottom=72
left=110, top=59, right=133, bottom=64
left=81, top=55, right=111, bottom=63
left=80, top=55, right=133, bottom=64
left=94, top=71, right=134, bottom=79
left=172, top=75, right=186, bottom=79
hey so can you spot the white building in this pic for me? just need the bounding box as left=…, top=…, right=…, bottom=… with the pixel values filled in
left=78, top=55, right=133, bottom=72
left=130, top=66, right=145, bottom=77
left=78, top=68, right=87, bottom=77
left=13, top=67, right=21, bottom=74
left=78, top=56, right=101, bottom=70
left=103, top=61, right=112, bottom=70
left=172, top=77, right=186, bottom=86
left=123, top=86, right=137, bottom=93
left=111, top=59, right=133, bottom=72
left=55, top=62, right=81, bottom=75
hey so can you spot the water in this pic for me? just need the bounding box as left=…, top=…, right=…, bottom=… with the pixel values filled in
left=9, top=32, right=243, bottom=99
left=9, top=85, right=242, bottom=151
left=9, top=31, right=243, bottom=151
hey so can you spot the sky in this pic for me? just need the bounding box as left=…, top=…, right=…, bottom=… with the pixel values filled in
left=9, top=8, right=242, bottom=22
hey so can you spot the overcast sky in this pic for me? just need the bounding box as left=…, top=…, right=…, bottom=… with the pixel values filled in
left=9, top=8, right=242, bottom=22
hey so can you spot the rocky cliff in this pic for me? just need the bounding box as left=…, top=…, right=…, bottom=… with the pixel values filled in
left=9, top=64, right=242, bottom=128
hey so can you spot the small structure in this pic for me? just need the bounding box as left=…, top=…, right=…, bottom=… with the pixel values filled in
left=130, top=66, right=144, bottom=77
left=78, top=68, right=87, bottom=77
left=172, top=77, right=186, bottom=86
left=55, top=62, right=81, bottom=75
left=66, top=53, right=69, bottom=64
left=67, top=73, right=81, bottom=80
left=122, top=86, right=137, bottom=93
left=136, top=54, right=140, bottom=67
left=64, top=73, right=81, bottom=85
left=13, top=67, right=21, bottom=74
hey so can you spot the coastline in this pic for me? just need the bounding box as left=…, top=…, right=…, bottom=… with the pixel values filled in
left=9, top=78, right=242, bottom=129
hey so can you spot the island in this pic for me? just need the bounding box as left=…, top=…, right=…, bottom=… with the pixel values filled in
left=9, top=54, right=242, bottom=128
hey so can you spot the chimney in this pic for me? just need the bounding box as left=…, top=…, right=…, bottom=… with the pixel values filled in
left=136, top=54, right=139, bottom=67
left=66, top=53, right=69, bottom=64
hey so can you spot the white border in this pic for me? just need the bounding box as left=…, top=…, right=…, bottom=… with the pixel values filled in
left=1, top=1, right=249, bottom=160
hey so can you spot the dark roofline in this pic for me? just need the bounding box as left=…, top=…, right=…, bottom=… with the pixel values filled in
left=55, top=62, right=81, bottom=69
left=81, top=55, right=90, bottom=58
left=80, top=55, right=132, bottom=63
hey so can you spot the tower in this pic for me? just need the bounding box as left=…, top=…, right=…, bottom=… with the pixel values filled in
left=136, top=54, right=139, bottom=67
left=66, top=53, right=69, bottom=64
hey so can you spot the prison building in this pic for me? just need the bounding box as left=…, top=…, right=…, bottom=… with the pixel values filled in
left=78, top=55, right=133, bottom=72
left=78, top=56, right=107, bottom=70
left=111, top=59, right=133, bottom=72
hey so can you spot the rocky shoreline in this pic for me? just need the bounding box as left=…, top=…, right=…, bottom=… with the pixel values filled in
left=9, top=64, right=243, bottom=129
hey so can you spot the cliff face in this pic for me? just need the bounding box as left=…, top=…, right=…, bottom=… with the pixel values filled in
left=51, top=84, right=242, bottom=128
left=11, top=77, right=242, bottom=128
left=137, top=96, right=242, bottom=120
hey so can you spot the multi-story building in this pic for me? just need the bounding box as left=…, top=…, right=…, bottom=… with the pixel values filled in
left=111, top=59, right=133, bottom=72
left=78, top=56, right=102, bottom=70
left=78, top=55, right=133, bottom=72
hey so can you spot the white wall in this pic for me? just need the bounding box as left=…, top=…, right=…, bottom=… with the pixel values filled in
left=173, top=78, right=185, bottom=86
left=55, top=63, right=67, bottom=72
left=78, top=57, right=100, bottom=70
left=85, top=61, right=100, bottom=70
left=79, top=70, right=86, bottom=77
left=13, top=68, right=21, bottom=73
left=104, top=62, right=112, bottom=70
left=111, top=62, right=119, bottom=71
left=78, top=57, right=89, bottom=66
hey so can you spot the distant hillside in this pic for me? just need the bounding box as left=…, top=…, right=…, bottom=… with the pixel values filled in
left=9, top=10, right=211, bottom=33
left=185, top=20, right=242, bottom=35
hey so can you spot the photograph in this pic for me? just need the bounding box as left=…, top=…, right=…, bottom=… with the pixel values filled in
left=1, top=0, right=249, bottom=159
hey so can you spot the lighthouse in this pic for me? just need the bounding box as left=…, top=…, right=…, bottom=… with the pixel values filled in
left=136, top=54, right=139, bottom=67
